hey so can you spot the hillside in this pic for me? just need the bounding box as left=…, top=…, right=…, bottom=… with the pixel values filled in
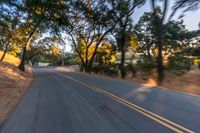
left=0, top=51, right=20, bottom=66
left=0, top=53, right=32, bottom=122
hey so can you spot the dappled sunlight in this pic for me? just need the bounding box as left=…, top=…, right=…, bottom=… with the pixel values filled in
left=0, top=62, right=32, bottom=122
left=0, top=51, right=20, bottom=66
left=143, top=78, right=157, bottom=87
left=0, top=0, right=200, bottom=132
left=55, top=66, right=79, bottom=72
left=128, top=71, right=200, bottom=96
left=122, top=86, right=152, bottom=102
left=0, top=62, right=25, bottom=79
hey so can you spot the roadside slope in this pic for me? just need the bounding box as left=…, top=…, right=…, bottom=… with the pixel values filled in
left=0, top=56, right=32, bottom=123
left=0, top=51, right=20, bottom=66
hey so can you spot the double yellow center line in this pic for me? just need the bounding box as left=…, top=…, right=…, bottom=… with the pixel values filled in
left=55, top=72, right=195, bottom=133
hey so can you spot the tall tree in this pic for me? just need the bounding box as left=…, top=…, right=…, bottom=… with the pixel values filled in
left=5, top=0, right=70, bottom=71
left=151, top=0, right=200, bottom=84
left=67, top=0, right=118, bottom=72
left=17, top=0, right=47, bottom=71
left=113, top=0, right=144, bottom=78
left=0, top=1, right=20, bottom=61
left=134, top=12, right=156, bottom=61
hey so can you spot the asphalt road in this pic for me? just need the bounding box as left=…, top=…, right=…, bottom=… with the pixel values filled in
left=1, top=67, right=200, bottom=133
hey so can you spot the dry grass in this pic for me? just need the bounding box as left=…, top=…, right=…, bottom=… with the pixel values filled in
left=129, top=71, right=200, bottom=96
left=162, top=71, right=200, bottom=95
left=59, top=64, right=200, bottom=96
left=0, top=51, right=21, bottom=66
left=0, top=55, right=32, bottom=122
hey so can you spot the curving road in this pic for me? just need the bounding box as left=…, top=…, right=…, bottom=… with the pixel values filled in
left=1, top=67, right=200, bottom=133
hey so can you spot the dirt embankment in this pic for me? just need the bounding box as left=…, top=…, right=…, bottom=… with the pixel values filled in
left=0, top=62, right=32, bottom=122
left=0, top=51, right=21, bottom=66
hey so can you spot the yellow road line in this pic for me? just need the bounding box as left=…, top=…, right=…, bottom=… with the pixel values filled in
left=55, top=72, right=195, bottom=133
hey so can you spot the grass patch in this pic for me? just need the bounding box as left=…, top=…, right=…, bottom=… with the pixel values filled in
left=0, top=51, right=21, bottom=66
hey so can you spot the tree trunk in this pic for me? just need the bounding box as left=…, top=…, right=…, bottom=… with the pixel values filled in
left=87, top=44, right=99, bottom=73
left=120, top=44, right=126, bottom=78
left=85, top=48, right=89, bottom=72
left=157, top=31, right=164, bottom=85
left=86, top=25, right=117, bottom=73
left=18, top=46, right=27, bottom=71
left=18, top=29, right=36, bottom=71
left=80, top=63, right=85, bottom=72
left=119, top=32, right=126, bottom=79
left=0, top=42, right=9, bottom=62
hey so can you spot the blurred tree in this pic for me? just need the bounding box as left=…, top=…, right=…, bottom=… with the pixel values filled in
left=64, top=52, right=79, bottom=65
left=113, top=0, right=144, bottom=78
left=67, top=0, right=119, bottom=72
left=0, top=2, right=20, bottom=61
left=127, top=34, right=139, bottom=63
left=134, top=12, right=156, bottom=61
left=95, top=42, right=116, bottom=64
left=26, top=36, right=64, bottom=65
left=151, top=0, right=200, bottom=84
left=3, top=0, right=70, bottom=71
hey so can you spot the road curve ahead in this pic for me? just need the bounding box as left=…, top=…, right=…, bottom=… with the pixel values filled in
left=1, top=67, right=200, bottom=133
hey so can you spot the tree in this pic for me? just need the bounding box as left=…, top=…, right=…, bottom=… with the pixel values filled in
left=28, top=36, right=64, bottom=65
left=113, top=0, right=144, bottom=78
left=64, top=52, right=79, bottom=65
left=17, top=0, right=47, bottom=71
left=134, top=12, right=156, bottom=61
left=127, top=34, right=139, bottom=63
left=66, top=0, right=119, bottom=72
left=4, top=0, right=69, bottom=71
left=95, top=42, right=117, bottom=65
left=0, top=2, right=20, bottom=61
left=150, top=0, right=200, bottom=84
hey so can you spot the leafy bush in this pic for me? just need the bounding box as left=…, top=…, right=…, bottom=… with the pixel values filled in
left=137, top=61, right=156, bottom=75
left=126, top=63, right=137, bottom=77
left=91, top=64, right=102, bottom=73
left=92, top=64, right=119, bottom=76
left=168, top=56, right=192, bottom=71
left=104, top=64, right=119, bottom=76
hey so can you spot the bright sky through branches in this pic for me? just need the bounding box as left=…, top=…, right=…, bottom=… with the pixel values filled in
left=132, top=0, right=200, bottom=31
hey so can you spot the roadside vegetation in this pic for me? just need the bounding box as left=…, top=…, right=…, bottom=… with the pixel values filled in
left=0, top=0, right=200, bottom=94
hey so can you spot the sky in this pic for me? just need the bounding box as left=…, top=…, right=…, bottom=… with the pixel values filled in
left=65, top=1, right=200, bottom=52
left=132, top=1, right=200, bottom=31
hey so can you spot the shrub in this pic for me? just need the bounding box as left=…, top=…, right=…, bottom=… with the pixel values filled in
left=193, top=59, right=200, bottom=71
left=103, top=64, right=119, bottom=76
left=92, top=63, right=119, bottom=76
left=126, top=63, right=137, bottom=77
left=168, top=56, right=192, bottom=71
left=91, top=64, right=101, bottom=73
left=137, top=61, right=156, bottom=75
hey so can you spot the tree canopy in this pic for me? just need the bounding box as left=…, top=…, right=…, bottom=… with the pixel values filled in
left=0, top=0, right=200, bottom=83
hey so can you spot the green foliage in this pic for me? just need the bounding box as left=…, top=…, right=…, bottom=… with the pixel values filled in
left=31, top=55, right=49, bottom=65
left=193, top=59, right=200, bottom=71
left=26, top=37, right=63, bottom=65
left=126, top=63, right=137, bottom=77
left=104, top=64, right=119, bottom=76
left=92, top=64, right=119, bottom=76
left=0, top=0, right=199, bottom=75
left=137, top=61, right=157, bottom=75
left=95, top=43, right=116, bottom=64
left=64, top=52, right=79, bottom=65
left=168, top=56, right=192, bottom=71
